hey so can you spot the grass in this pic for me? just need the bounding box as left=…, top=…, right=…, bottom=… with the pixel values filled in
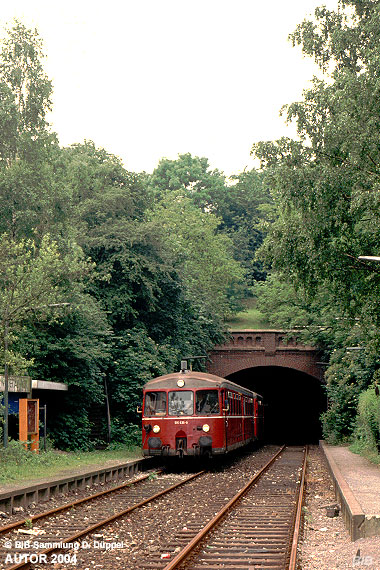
left=226, top=298, right=272, bottom=330
left=0, top=441, right=143, bottom=484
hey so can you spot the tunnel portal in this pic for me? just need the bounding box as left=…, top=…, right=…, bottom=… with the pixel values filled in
left=226, top=366, right=326, bottom=444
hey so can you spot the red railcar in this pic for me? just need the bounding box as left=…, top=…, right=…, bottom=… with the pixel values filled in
left=141, top=369, right=263, bottom=458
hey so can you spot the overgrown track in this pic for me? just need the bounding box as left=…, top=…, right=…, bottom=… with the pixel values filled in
left=155, top=446, right=308, bottom=570
left=0, top=469, right=162, bottom=536
left=0, top=469, right=205, bottom=570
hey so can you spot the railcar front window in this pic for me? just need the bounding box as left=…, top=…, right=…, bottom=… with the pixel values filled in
left=196, top=390, right=219, bottom=414
left=168, top=391, right=193, bottom=416
left=144, top=392, right=167, bottom=416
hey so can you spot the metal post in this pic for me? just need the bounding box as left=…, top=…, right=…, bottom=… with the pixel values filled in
left=104, top=378, right=111, bottom=444
left=3, top=319, right=9, bottom=448
left=43, top=405, right=47, bottom=452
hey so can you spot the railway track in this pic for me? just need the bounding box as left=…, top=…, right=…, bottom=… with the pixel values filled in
left=0, top=469, right=205, bottom=570
left=0, top=469, right=163, bottom=535
left=147, top=446, right=308, bottom=570
left=0, top=446, right=307, bottom=570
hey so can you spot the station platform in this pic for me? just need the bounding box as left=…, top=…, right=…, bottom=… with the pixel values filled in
left=0, top=456, right=153, bottom=515
left=320, top=441, right=380, bottom=540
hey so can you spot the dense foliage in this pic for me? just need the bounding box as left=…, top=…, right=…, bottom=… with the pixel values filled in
left=0, top=21, right=269, bottom=449
left=150, top=154, right=271, bottom=286
left=253, top=0, right=380, bottom=446
left=8, top=4, right=380, bottom=452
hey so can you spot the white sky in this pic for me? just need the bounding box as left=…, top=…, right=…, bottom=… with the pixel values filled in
left=0, top=0, right=339, bottom=175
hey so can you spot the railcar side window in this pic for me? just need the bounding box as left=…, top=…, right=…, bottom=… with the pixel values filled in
left=168, top=391, right=194, bottom=416
left=196, top=390, right=219, bottom=414
left=228, top=393, right=233, bottom=415
left=144, top=392, right=167, bottom=416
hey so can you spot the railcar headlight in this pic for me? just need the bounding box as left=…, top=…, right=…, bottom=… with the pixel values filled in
left=202, top=424, right=210, bottom=432
left=152, top=425, right=161, bottom=433
left=177, top=378, right=185, bottom=387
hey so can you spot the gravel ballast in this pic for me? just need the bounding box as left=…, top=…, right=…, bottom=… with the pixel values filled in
left=300, top=445, right=380, bottom=569
left=5, top=445, right=380, bottom=569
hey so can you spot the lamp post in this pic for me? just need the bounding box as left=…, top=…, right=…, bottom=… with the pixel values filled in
left=358, top=256, right=380, bottom=262
left=2, top=318, right=9, bottom=448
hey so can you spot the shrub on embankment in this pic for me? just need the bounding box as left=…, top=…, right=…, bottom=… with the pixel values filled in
left=350, top=388, right=380, bottom=463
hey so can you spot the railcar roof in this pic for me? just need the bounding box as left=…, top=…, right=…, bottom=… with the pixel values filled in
left=143, top=371, right=262, bottom=399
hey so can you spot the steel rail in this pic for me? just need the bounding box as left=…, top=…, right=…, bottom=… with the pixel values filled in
left=288, top=445, right=309, bottom=570
left=161, top=445, right=285, bottom=570
left=0, top=469, right=164, bottom=535
left=4, top=470, right=206, bottom=570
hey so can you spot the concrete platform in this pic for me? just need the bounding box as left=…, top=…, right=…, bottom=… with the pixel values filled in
left=0, top=456, right=156, bottom=514
left=320, top=441, right=380, bottom=540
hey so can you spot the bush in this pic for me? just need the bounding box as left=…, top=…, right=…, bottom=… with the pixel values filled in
left=351, top=388, right=380, bottom=454
left=108, top=420, right=140, bottom=448
left=321, top=382, right=359, bottom=444
left=0, top=440, right=64, bottom=482
left=0, top=439, right=35, bottom=463
left=49, top=413, right=95, bottom=451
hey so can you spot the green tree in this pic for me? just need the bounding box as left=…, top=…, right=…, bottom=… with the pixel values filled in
left=17, top=292, right=113, bottom=450
left=0, top=25, right=117, bottom=449
left=0, top=20, right=67, bottom=242
left=226, top=169, right=273, bottom=284
left=59, top=142, right=230, bottom=432
left=149, top=152, right=227, bottom=214
left=147, top=193, right=244, bottom=320
left=0, top=21, right=277, bottom=448
left=150, top=154, right=272, bottom=286
left=61, top=141, right=149, bottom=233
left=0, top=19, right=54, bottom=164
left=253, top=1, right=380, bottom=308
left=252, top=1, right=380, bottom=441
left=0, top=233, right=91, bottom=446
left=0, top=153, right=71, bottom=241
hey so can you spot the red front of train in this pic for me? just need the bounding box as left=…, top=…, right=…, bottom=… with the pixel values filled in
left=141, top=370, right=263, bottom=457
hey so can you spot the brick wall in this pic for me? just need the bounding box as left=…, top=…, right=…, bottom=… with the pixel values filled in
left=207, top=331, right=323, bottom=380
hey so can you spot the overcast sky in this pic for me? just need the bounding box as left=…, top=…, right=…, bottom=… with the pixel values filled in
left=0, top=0, right=339, bottom=175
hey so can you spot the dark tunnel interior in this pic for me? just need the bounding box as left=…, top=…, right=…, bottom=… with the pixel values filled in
left=226, top=366, right=326, bottom=445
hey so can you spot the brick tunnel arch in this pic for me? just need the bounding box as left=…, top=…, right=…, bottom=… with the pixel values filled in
left=226, top=365, right=326, bottom=444
left=207, top=331, right=323, bottom=381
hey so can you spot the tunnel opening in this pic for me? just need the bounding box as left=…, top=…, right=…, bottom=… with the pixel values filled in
left=226, top=366, right=326, bottom=445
